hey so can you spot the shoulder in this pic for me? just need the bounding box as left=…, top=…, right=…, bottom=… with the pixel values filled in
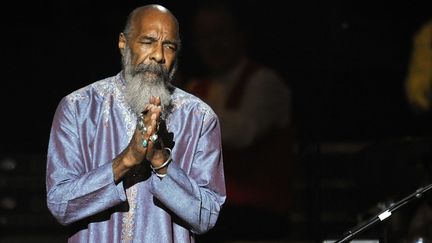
left=63, top=74, right=121, bottom=106
left=238, top=60, right=287, bottom=87
left=53, top=74, right=123, bottom=121
left=170, top=87, right=217, bottom=122
left=246, top=64, right=290, bottom=92
left=252, top=65, right=285, bottom=83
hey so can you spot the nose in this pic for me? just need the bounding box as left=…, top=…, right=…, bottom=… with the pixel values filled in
left=150, top=43, right=165, bottom=64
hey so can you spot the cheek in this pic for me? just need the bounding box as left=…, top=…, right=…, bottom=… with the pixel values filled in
left=130, top=47, right=149, bottom=65
left=133, top=54, right=147, bottom=66
left=165, top=54, right=177, bottom=69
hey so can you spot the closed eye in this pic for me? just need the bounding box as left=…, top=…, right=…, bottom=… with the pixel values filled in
left=139, top=37, right=156, bottom=45
left=164, top=43, right=177, bottom=52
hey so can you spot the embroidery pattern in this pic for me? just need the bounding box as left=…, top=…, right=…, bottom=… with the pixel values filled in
left=121, top=186, right=138, bottom=243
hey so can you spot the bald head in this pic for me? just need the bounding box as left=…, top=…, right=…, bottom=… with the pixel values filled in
left=123, top=4, right=180, bottom=43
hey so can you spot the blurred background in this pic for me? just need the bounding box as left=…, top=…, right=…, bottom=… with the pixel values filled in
left=1, top=0, right=432, bottom=242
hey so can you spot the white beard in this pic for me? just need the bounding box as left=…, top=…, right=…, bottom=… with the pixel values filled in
left=122, top=46, right=176, bottom=117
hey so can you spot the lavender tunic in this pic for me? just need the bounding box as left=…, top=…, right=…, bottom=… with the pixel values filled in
left=46, top=72, right=226, bottom=243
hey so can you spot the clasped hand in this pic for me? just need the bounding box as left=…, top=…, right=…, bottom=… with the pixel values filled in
left=127, top=96, right=168, bottom=171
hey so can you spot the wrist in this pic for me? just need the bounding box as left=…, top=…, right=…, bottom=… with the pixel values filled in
left=150, top=148, right=172, bottom=173
left=155, top=168, right=168, bottom=178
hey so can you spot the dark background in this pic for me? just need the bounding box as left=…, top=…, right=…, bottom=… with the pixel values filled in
left=1, top=0, right=431, bottom=153
left=1, top=0, right=432, bottom=242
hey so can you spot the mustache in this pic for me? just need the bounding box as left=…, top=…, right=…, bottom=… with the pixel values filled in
left=132, top=63, right=170, bottom=81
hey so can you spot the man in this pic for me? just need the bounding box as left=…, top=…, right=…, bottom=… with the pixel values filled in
left=184, top=1, right=294, bottom=241
left=46, top=4, right=226, bottom=242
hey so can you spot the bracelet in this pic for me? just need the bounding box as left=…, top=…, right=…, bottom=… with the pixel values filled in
left=156, top=172, right=167, bottom=178
left=150, top=148, right=172, bottom=171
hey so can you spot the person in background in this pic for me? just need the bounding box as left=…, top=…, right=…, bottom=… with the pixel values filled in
left=405, top=19, right=432, bottom=112
left=183, top=0, right=295, bottom=241
left=45, top=4, right=226, bottom=242
left=403, top=18, right=432, bottom=242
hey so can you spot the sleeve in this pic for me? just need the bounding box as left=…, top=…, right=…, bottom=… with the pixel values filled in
left=149, top=115, right=226, bottom=234
left=46, top=97, right=127, bottom=226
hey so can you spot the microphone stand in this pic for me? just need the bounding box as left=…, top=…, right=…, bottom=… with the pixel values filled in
left=334, top=183, right=432, bottom=243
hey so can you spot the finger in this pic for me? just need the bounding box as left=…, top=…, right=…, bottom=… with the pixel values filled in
left=151, top=111, right=160, bottom=123
left=141, top=104, right=151, bottom=115
left=143, top=104, right=158, bottom=124
left=146, top=138, right=154, bottom=159
left=145, top=106, right=161, bottom=128
left=153, top=104, right=162, bottom=117
left=149, top=95, right=156, bottom=105
left=128, top=126, right=148, bottom=163
left=133, top=126, right=143, bottom=144
left=138, top=105, right=161, bottom=140
left=147, top=119, right=158, bottom=135
left=154, top=96, right=161, bottom=106
left=145, top=134, right=158, bottom=160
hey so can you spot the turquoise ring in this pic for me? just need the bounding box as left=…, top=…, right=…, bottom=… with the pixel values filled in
left=142, top=139, right=149, bottom=148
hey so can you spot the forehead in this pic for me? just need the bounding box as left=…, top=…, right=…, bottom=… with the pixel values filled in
left=131, top=9, right=179, bottom=40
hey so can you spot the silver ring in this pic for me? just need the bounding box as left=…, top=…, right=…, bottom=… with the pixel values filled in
left=138, top=120, right=148, bottom=132
left=142, top=139, right=149, bottom=148
left=149, top=134, right=158, bottom=143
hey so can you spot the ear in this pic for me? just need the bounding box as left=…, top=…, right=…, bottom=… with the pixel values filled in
left=118, top=33, right=126, bottom=56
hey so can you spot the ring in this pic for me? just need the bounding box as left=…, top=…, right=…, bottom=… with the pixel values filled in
left=142, top=139, right=149, bottom=148
left=149, top=134, right=158, bottom=143
left=138, top=120, right=148, bottom=132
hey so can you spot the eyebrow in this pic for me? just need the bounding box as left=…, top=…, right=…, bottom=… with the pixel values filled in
left=139, top=36, right=180, bottom=47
